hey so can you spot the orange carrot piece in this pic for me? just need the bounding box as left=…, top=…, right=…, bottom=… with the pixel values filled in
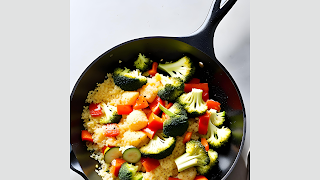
left=201, top=138, right=210, bottom=151
left=81, top=130, right=93, bottom=142
left=183, top=132, right=192, bottom=144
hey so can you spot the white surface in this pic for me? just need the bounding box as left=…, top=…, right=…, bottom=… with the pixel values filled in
left=70, top=0, right=249, bottom=179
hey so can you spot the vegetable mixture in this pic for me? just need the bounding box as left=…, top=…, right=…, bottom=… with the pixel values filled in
left=81, top=53, right=231, bottom=180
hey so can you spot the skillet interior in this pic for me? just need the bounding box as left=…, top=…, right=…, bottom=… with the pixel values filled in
left=70, top=37, right=245, bottom=180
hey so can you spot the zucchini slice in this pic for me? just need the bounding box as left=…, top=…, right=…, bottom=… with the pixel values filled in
left=104, top=147, right=122, bottom=163
left=122, top=146, right=141, bottom=163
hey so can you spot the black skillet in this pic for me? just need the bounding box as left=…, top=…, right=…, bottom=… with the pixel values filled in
left=71, top=0, right=246, bottom=179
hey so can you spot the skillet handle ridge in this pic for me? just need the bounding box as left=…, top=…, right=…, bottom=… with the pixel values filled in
left=177, top=0, right=237, bottom=60
left=70, top=145, right=90, bottom=180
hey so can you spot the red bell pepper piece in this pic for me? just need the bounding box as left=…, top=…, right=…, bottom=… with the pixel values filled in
left=206, top=99, right=221, bottom=112
left=184, top=83, right=209, bottom=93
left=201, top=138, right=209, bottom=151
left=117, top=105, right=133, bottom=115
left=141, top=157, right=160, bottom=172
left=198, top=111, right=210, bottom=135
left=148, top=62, right=158, bottom=77
left=81, top=130, right=93, bottom=142
left=149, top=96, right=165, bottom=115
left=188, top=78, right=200, bottom=84
left=148, top=112, right=164, bottom=131
left=168, top=177, right=182, bottom=180
left=89, top=103, right=103, bottom=117
left=110, top=158, right=126, bottom=177
left=133, top=96, right=149, bottom=110
left=104, top=123, right=120, bottom=137
left=194, top=175, right=208, bottom=180
left=184, top=83, right=209, bottom=101
left=183, top=132, right=192, bottom=144
left=141, top=126, right=157, bottom=139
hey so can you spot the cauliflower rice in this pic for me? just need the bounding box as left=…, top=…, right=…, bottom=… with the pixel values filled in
left=81, top=73, right=201, bottom=180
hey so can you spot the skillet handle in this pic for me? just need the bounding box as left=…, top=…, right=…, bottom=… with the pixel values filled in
left=178, top=0, right=237, bottom=60
left=70, top=144, right=90, bottom=180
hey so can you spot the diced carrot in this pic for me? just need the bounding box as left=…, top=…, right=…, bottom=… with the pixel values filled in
left=117, top=105, right=133, bottom=115
left=133, top=96, right=149, bottom=110
left=201, top=138, right=209, bottom=151
left=194, top=175, right=208, bottom=180
left=141, top=157, right=160, bottom=172
left=183, top=132, right=192, bottom=144
left=81, top=130, right=93, bottom=142
left=104, top=124, right=120, bottom=137
left=110, top=158, right=126, bottom=177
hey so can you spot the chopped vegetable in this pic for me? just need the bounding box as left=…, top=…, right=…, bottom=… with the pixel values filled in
left=104, top=147, right=122, bottom=163
left=104, top=123, right=120, bottom=137
left=122, top=146, right=141, bottom=163
left=149, top=96, right=165, bottom=115
left=206, top=99, right=221, bottom=112
left=208, top=109, right=226, bottom=127
left=183, top=132, right=192, bottom=144
left=168, top=177, right=182, bottom=180
left=89, top=103, right=103, bottom=117
left=177, top=88, right=208, bottom=117
left=110, top=158, right=126, bottom=177
left=206, top=115, right=231, bottom=148
left=174, top=140, right=210, bottom=172
left=194, top=175, right=208, bottom=180
left=141, top=126, right=157, bottom=139
left=113, top=67, right=147, bottom=91
left=157, top=75, right=185, bottom=102
left=118, top=162, right=141, bottom=180
left=139, top=133, right=176, bottom=160
left=148, top=112, right=164, bottom=131
left=134, top=53, right=152, bottom=72
left=201, top=138, right=209, bottom=151
left=188, top=78, right=200, bottom=84
left=117, top=105, right=133, bottom=115
left=81, top=130, right=93, bottom=142
left=141, top=157, right=160, bottom=172
left=100, top=102, right=121, bottom=124
left=196, top=149, right=218, bottom=175
left=148, top=62, right=158, bottom=77
left=133, top=96, right=149, bottom=110
left=198, top=111, right=211, bottom=135
left=184, top=83, right=209, bottom=101
left=158, top=56, right=195, bottom=82
left=159, top=104, right=189, bottom=137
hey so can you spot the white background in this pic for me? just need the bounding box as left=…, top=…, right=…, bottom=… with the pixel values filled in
left=70, top=0, right=249, bottom=179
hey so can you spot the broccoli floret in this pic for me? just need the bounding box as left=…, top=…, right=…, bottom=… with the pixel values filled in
left=118, top=162, right=141, bottom=180
left=168, top=102, right=187, bottom=117
left=159, top=104, right=189, bottom=137
left=196, top=149, right=218, bottom=175
left=157, top=75, right=185, bottom=102
left=158, top=56, right=195, bottom=83
left=139, top=132, right=176, bottom=159
left=113, top=67, right=147, bottom=91
left=99, top=102, right=121, bottom=124
left=174, top=140, right=210, bottom=172
left=133, top=53, right=152, bottom=72
left=206, top=113, right=231, bottom=148
left=208, top=109, right=226, bottom=127
left=177, top=88, right=208, bottom=117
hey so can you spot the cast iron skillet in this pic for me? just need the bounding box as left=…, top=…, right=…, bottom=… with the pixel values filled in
left=70, top=0, right=246, bottom=179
